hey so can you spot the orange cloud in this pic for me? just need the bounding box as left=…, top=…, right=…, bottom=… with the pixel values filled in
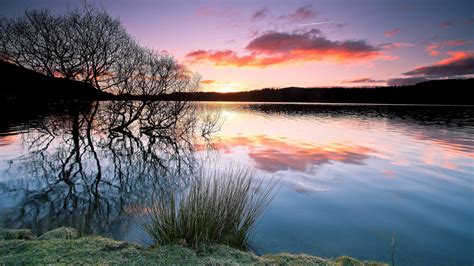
left=436, top=51, right=474, bottom=65
left=201, top=79, right=216, bottom=84
left=187, top=49, right=381, bottom=67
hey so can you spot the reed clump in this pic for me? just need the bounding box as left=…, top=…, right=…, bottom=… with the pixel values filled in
left=141, top=168, right=278, bottom=250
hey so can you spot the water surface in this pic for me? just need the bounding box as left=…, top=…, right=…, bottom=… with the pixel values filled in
left=0, top=101, right=472, bottom=265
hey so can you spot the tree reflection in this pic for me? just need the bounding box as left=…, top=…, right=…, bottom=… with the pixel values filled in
left=0, top=100, right=218, bottom=236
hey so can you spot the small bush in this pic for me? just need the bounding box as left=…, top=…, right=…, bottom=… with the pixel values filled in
left=38, top=227, right=79, bottom=240
left=138, top=167, right=278, bottom=250
left=0, top=229, right=35, bottom=240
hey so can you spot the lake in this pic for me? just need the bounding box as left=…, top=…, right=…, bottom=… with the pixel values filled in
left=0, top=101, right=473, bottom=265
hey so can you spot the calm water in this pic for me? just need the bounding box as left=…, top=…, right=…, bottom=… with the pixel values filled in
left=0, top=101, right=473, bottom=265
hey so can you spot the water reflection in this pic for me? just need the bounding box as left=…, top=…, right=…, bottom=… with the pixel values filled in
left=0, top=102, right=473, bottom=265
left=201, top=103, right=473, bottom=265
left=244, top=103, right=474, bottom=150
left=203, top=135, right=375, bottom=173
left=210, top=103, right=473, bottom=173
left=0, top=100, right=217, bottom=236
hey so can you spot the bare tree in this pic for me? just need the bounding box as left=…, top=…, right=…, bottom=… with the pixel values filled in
left=0, top=7, right=199, bottom=96
left=111, top=48, right=200, bottom=96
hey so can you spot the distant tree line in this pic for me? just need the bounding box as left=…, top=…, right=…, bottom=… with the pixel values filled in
left=154, top=79, right=473, bottom=105
left=0, top=7, right=198, bottom=96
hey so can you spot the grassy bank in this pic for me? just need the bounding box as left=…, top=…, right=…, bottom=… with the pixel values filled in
left=0, top=227, right=386, bottom=265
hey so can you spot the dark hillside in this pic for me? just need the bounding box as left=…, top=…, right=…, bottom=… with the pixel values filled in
left=0, top=60, right=110, bottom=102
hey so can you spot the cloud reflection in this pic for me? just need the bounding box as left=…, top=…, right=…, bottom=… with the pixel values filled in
left=0, top=134, right=18, bottom=147
left=201, top=135, right=375, bottom=173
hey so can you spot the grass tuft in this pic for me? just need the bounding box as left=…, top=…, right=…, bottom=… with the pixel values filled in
left=138, top=167, right=279, bottom=250
left=38, top=227, right=79, bottom=240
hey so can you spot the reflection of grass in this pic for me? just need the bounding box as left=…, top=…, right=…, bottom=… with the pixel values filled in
left=140, top=168, right=279, bottom=250
left=0, top=228, right=387, bottom=265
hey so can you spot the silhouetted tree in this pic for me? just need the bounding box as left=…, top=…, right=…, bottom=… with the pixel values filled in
left=0, top=7, right=198, bottom=95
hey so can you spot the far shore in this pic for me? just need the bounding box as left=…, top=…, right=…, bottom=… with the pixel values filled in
left=2, top=60, right=473, bottom=105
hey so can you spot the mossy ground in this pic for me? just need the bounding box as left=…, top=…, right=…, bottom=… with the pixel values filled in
left=0, top=228, right=387, bottom=265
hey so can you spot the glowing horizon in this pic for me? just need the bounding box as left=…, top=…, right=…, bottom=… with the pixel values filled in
left=1, top=0, right=473, bottom=92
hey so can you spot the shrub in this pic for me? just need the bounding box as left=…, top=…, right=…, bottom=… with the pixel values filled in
left=38, top=227, right=79, bottom=240
left=138, top=167, right=278, bottom=250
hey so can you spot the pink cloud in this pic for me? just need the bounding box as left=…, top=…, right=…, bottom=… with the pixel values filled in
left=425, top=43, right=441, bottom=56
left=444, top=39, right=473, bottom=46
left=381, top=42, right=414, bottom=49
left=197, top=135, right=374, bottom=173
left=424, top=39, right=474, bottom=56
left=384, top=28, right=400, bottom=37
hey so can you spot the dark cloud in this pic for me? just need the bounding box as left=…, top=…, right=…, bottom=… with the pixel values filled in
left=387, top=52, right=474, bottom=86
left=387, top=77, right=428, bottom=86
left=420, top=35, right=439, bottom=46
left=251, top=8, right=268, bottom=20
left=280, top=4, right=318, bottom=22
left=342, top=78, right=384, bottom=84
left=403, top=52, right=474, bottom=78
left=245, top=29, right=379, bottom=55
left=335, top=23, right=348, bottom=28
left=440, top=20, right=455, bottom=29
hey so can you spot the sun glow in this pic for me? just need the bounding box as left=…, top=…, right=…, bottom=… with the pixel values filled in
left=201, top=80, right=246, bottom=93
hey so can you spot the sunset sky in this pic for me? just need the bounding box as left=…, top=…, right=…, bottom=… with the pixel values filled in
left=1, top=0, right=473, bottom=92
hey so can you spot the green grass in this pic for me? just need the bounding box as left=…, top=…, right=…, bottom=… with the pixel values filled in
left=0, top=228, right=387, bottom=265
left=137, top=167, right=279, bottom=249
left=0, top=229, right=35, bottom=240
